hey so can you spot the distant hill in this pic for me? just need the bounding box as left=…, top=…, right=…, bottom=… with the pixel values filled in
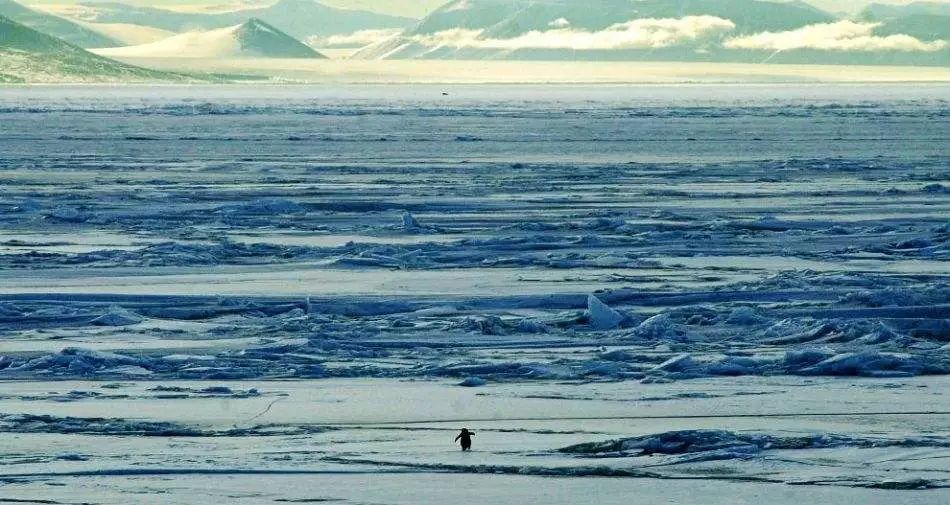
left=0, top=0, right=118, bottom=48
left=76, top=0, right=415, bottom=40
left=0, top=15, right=191, bottom=83
left=94, top=18, right=326, bottom=59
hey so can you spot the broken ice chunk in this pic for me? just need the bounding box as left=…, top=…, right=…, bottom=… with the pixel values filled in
left=458, top=377, right=487, bottom=387
left=587, top=294, right=624, bottom=330
left=651, top=354, right=695, bottom=373
left=402, top=212, right=422, bottom=232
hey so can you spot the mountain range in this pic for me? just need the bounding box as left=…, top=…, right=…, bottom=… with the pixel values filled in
left=354, top=0, right=948, bottom=65
left=1, top=0, right=947, bottom=76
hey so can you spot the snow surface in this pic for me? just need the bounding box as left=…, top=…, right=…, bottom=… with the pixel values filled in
left=0, top=84, right=947, bottom=503
left=93, top=26, right=245, bottom=59
left=79, top=22, right=176, bottom=46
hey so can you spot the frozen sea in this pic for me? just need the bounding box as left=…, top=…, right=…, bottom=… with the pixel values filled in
left=0, top=83, right=948, bottom=503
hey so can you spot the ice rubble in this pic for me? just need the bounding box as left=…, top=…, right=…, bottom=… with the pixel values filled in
left=90, top=306, right=144, bottom=326
left=668, top=349, right=932, bottom=379
left=0, top=413, right=332, bottom=437
left=838, top=286, right=950, bottom=308
left=2, top=140, right=948, bottom=381
left=1, top=278, right=947, bottom=382
left=3, top=214, right=945, bottom=269
left=217, top=198, right=305, bottom=215
left=0, top=235, right=655, bottom=269
left=0, top=413, right=210, bottom=436
left=558, top=430, right=950, bottom=459
left=623, top=313, right=680, bottom=341
left=0, top=385, right=266, bottom=402
left=45, top=206, right=89, bottom=223
left=0, top=347, right=313, bottom=380
left=794, top=350, right=927, bottom=377
left=13, top=348, right=154, bottom=376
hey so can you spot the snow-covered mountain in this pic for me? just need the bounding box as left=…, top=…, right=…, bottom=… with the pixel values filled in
left=873, top=13, right=950, bottom=42
left=74, top=0, right=415, bottom=40
left=93, top=18, right=326, bottom=59
left=0, top=0, right=118, bottom=48
left=353, top=0, right=948, bottom=65
left=0, top=15, right=185, bottom=83
left=860, top=1, right=950, bottom=20
left=860, top=2, right=950, bottom=42
left=355, top=0, right=836, bottom=59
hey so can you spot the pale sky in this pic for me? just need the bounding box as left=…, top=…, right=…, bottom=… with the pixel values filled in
left=25, top=0, right=950, bottom=18
left=27, top=0, right=448, bottom=17
left=802, top=0, right=945, bottom=15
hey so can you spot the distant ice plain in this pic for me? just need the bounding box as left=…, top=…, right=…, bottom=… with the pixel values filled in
left=95, top=58, right=950, bottom=83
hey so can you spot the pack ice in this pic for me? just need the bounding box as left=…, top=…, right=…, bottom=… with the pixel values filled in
left=0, top=85, right=947, bottom=503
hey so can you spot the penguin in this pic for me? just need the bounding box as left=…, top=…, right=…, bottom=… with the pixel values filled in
left=455, top=428, right=475, bottom=451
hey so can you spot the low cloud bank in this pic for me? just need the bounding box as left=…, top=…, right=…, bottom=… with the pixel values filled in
left=367, top=16, right=945, bottom=54
left=413, top=16, right=737, bottom=50
left=308, top=29, right=403, bottom=48
left=724, top=21, right=947, bottom=53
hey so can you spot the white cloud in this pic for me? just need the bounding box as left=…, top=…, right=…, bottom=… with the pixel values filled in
left=307, top=29, right=403, bottom=48
left=444, top=0, right=473, bottom=12
left=411, top=16, right=736, bottom=51
left=724, top=21, right=947, bottom=52
left=548, top=18, right=571, bottom=29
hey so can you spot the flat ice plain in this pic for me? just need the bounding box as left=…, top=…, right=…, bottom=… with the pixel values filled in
left=0, top=84, right=948, bottom=504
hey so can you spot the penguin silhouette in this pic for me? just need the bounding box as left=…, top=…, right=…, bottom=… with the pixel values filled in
left=455, top=428, right=474, bottom=451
